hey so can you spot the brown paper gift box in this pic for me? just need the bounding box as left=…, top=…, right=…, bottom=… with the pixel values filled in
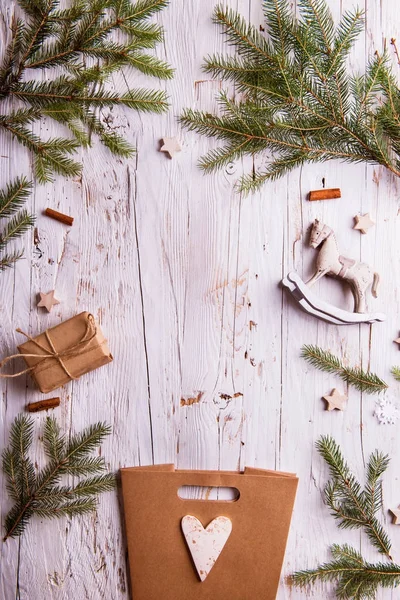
left=121, top=464, right=298, bottom=600
left=18, top=311, right=112, bottom=393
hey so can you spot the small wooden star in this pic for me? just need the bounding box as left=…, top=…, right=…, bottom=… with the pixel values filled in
left=160, top=136, right=182, bottom=158
left=389, top=506, right=400, bottom=525
left=37, top=290, right=60, bottom=312
left=322, top=388, right=347, bottom=411
left=353, top=213, right=375, bottom=234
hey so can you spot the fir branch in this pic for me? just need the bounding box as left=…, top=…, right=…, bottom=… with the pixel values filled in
left=301, top=344, right=388, bottom=395
left=7, top=414, right=36, bottom=500
left=69, top=474, right=116, bottom=497
left=0, top=117, right=82, bottom=182
left=291, top=437, right=400, bottom=599
left=125, top=52, right=174, bottom=79
left=0, top=250, right=24, bottom=272
left=34, top=474, right=116, bottom=502
left=35, top=499, right=98, bottom=519
left=292, top=544, right=400, bottom=600
left=0, top=176, right=33, bottom=218
left=365, top=451, right=390, bottom=519
left=0, top=177, right=34, bottom=271
left=34, top=420, right=111, bottom=491
left=62, top=456, right=107, bottom=476
left=391, top=367, right=400, bottom=382
left=2, top=415, right=115, bottom=541
left=180, top=0, right=400, bottom=193
left=317, top=436, right=392, bottom=559
left=0, top=211, right=36, bottom=252
left=0, top=0, right=173, bottom=182
left=42, top=415, right=65, bottom=462
left=0, top=17, right=25, bottom=91
left=2, top=448, right=22, bottom=502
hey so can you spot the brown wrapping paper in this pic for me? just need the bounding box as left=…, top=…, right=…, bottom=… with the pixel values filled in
left=17, top=312, right=112, bottom=393
left=121, top=465, right=298, bottom=600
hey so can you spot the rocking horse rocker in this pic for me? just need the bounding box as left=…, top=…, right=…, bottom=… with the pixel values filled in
left=282, top=219, right=386, bottom=325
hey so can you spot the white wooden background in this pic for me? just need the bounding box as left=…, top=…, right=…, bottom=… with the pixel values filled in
left=1, top=0, right=400, bottom=598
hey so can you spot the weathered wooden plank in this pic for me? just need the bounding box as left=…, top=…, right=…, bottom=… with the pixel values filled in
left=0, top=0, right=400, bottom=598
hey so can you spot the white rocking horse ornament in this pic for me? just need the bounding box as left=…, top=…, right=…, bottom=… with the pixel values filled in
left=282, top=220, right=386, bottom=325
left=308, top=219, right=379, bottom=313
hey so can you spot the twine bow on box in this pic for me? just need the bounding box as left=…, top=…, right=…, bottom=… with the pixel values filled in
left=0, top=314, right=98, bottom=380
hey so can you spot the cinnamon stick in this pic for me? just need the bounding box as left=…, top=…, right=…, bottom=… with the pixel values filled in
left=308, top=188, right=341, bottom=201
left=44, top=208, right=74, bottom=226
left=26, top=397, right=60, bottom=412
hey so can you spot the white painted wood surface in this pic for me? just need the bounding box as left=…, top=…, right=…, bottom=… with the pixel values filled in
left=1, top=1, right=400, bottom=598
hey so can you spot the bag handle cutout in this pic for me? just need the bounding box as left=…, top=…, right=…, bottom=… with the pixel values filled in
left=178, top=485, right=240, bottom=502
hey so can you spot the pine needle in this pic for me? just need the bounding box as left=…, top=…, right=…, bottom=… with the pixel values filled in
left=180, top=0, right=400, bottom=193
left=291, top=436, right=400, bottom=599
left=301, top=344, right=388, bottom=395
left=2, top=415, right=115, bottom=541
left=0, top=0, right=173, bottom=182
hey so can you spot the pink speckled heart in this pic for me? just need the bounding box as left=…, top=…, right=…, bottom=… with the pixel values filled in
left=181, top=515, right=232, bottom=582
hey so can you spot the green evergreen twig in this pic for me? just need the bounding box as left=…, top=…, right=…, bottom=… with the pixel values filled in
left=291, top=436, right=400, bottom=599
left=2, top=415, right=115, bottom=541
left=391, top=367, right=400, bottom=382
left=301, top=344, right=388, bottom=395
left=292, top=544, right=400, bottom=599
left=0, top=0, right=173, bottom=182
left=317, top=436, right=392, bottom=559
left=0, top=176, right=34, bottom=271
left=180, top=0, right=400, bottom=193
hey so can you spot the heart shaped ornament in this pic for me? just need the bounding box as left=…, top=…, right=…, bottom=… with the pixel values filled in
left=181, top=515, right=232, bottom=582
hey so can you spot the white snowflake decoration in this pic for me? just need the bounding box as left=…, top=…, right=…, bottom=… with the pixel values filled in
left=374, top=398, right=400, bottom=425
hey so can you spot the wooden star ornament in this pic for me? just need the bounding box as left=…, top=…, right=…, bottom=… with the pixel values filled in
left=353, top=213, right=375, bottom=234
left=37, top=290, right=60, bottom=312
left=389, top=506, right=400, bottom=525
left=322, top=388, right=347, bottom=411
left=160, top=136, right=182, bottom=158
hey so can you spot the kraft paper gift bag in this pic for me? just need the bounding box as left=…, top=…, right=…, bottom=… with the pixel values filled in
left=120, top=465, right=298, bottom=600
